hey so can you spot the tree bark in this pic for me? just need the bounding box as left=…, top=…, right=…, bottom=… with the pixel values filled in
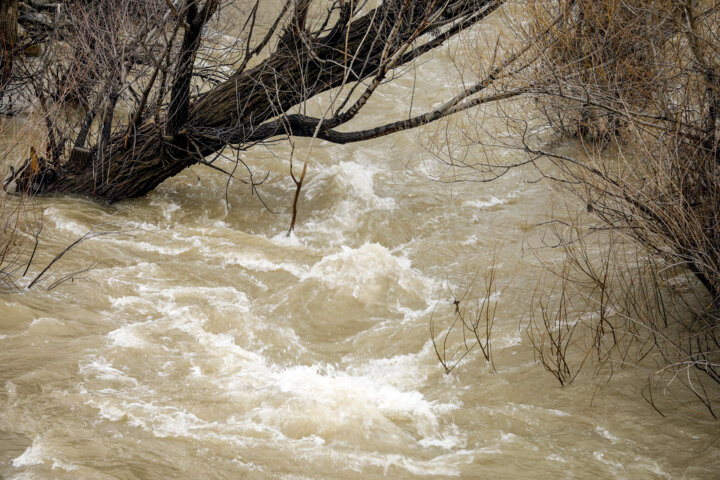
left=0, top=0, right=18, bottom=90
left=9, top=0, right=503, bottom=202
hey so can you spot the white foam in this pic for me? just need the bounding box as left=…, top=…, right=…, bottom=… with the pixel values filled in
left=137, top=285, right=251, bottom=311
left=295, top=161, right=396, bottom=245
left=348, top=352, right=429, bottom=390
left=460, top=234, right=478, bottom=246
left=463, top=196, right=508, bottom=209
left=43, top=207, right=87, bottom=235
left=495, top=330, right=523, bottom=349
left=218, top=253, right=308, bottom=277
left=546, top=408, right=571, bottom=417
left=108, top=325, right=149, bottom=349
left=51, top=459, right=78, bottom=472
left=81, top=327, right=463, bottom=465
left=595, top=426, right=619, bottom=444
left=26, top=317, right=64, bottom=335
left=269, top=231, right=305, bottom=248
left=105, top=238, right=190, bottom=256
left=72, top=231, right=478, bottom=478
left=632, top=457, right=671, bottom=479
left=250, top=351, right=459, bottom=448
left=88, top=397, right=253, bottom=446
left=397, top=303, right=439, bottom=325
left=7, top=474, right=35, bottom=480
left=12, top=436, right=45, bottom=467
left=546, top=454, right=567, bottom=463
left=80, top=357, right=139, bottom=386
left=336, top=161, right=396, bottom=210
left=593, top=451, right=625, bottom=471
left=323, top=448, right=473, bottom=476
left=269, top=362, right=451, bottom=440
left=503, top=403, right=571, bottom=419
left=301, top=243, right=432, bottom=304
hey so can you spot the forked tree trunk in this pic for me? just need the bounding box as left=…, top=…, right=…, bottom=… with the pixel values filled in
left=8, top=0, right=502, bottom=202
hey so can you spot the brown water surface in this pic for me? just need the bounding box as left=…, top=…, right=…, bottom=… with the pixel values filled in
left=1, top=7, right=719, bottom=480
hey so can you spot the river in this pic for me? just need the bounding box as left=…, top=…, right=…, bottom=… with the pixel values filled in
left=1, top=4, right=720, bottom=479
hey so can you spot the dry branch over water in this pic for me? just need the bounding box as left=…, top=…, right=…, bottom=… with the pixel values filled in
left=2, top=0, right=507, bottom=201
left=1, top=0, right=719, bottom=417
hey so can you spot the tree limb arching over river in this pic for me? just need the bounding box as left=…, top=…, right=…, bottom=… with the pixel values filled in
left=1, top=0, right=719, bottom=419
left=4, top=0, right=511, bottom=202
left=2, top=3, right=720, bottom=476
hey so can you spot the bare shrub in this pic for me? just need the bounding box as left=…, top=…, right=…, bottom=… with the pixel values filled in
left=458, top=0, right=720, bottom=415
left=431, top=263, right=501, bottom=374
left=527, top=0, right=677, bottom=141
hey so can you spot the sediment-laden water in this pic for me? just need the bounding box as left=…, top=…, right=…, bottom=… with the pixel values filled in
left=2, top=9, right=720, bottom=480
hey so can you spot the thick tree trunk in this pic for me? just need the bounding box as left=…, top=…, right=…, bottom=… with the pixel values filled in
left=8, top=0, right=502, bottom=202
left=0, top=0, right=18, bottom=90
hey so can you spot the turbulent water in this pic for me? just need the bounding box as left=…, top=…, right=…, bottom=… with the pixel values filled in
left=2, top=11, right=720, bottom=480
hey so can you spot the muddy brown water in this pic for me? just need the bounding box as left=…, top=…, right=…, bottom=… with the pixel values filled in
left=2, top=8, right=720, bottom=480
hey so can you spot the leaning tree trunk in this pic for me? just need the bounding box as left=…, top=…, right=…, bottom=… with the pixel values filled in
left=9, top=0, right=503, bottom=202
left=0, top=0, right=18, bottom=90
